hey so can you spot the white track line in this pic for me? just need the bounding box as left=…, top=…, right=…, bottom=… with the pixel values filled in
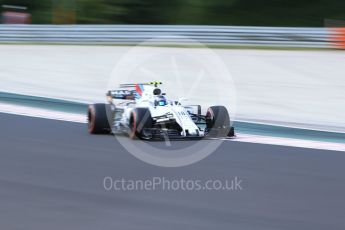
left=0, top=102, right=86, bottom=123
left=225, top=134, right=345, bottom=152
left=1, top=102, right=344, bottom=152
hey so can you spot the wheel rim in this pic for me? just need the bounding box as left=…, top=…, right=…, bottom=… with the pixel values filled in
left=88, top=107, right=95, bottom=133
left=129, top=112, right=137, bottom=139
left=206, top=108, right=214, bottom=128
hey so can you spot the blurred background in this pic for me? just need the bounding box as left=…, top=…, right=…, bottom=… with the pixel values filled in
left=1, top=0, right=345, bottom=26
left=0, top=0, right=344, bottom=132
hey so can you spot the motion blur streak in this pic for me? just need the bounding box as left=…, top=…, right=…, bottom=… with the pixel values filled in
left=1, top=46, right=344, bottom=132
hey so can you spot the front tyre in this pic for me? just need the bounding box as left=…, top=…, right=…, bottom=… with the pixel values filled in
left=206, top=106, right=233, bottom=137
left=88, top=103, right=112, bottom=134
left=129, top=108, right=153, bottom=139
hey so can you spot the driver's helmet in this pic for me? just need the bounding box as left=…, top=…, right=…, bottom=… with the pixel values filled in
left=154, top=95, right=167, bottom=106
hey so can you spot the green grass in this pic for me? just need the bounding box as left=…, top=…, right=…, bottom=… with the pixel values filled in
left=1, top=0, right=345, bottom=26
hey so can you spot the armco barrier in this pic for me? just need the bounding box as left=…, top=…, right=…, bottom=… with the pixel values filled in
left=331, top=27, right=345, bottom=49
left=0, top=25, right=343, bottom=48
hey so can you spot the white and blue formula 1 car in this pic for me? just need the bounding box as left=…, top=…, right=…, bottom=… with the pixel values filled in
left=88, top=82, right=235, bottom=140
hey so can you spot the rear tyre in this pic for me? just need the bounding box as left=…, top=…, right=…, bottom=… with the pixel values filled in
left=206, top=106, right=232, bottom=137
left=129, top=108, right=153, bottom=139
left=88, top=103, right=112, bottom=134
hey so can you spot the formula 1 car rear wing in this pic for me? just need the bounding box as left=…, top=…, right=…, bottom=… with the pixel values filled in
left=107, top=81, right=163, bottom=100
left=120, top=81, right=162, bottom=88
left=106, top=89, right=135, bottom=100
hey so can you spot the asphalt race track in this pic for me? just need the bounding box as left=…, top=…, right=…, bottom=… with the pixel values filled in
left=1, top=113, right=345, bottom=230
